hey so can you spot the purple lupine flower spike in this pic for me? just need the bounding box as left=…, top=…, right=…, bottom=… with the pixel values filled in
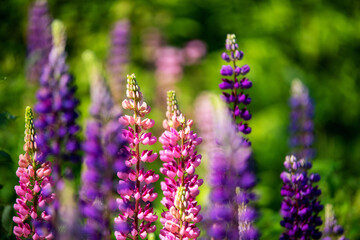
left=115, top=74, right=159, bottom=240
left=203, top=98, right=257, bottom=239
left=80, top=54, right=129, bottom=240
left=280, top=155, right=323, bottom=240
left=217, top=34, right=258, bottom=239
left=290, top=79, right=315, bottom=161
left=159, top=91, right=203, bottom=240
left=220, top=34, right=252, bottom=135
left=26, top=0, right=52, bottom=83
left=34, top=20, right=81, bottom=238
left=322, top=204, right=348, bottom=240
left=107, top=20, right=130, bottom=104
left=84, top=51, right=122, bottom=121
left=13, top=107, right=54, bottom=239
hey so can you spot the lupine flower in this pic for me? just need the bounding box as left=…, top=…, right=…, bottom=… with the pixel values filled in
left=34, top=20, right=81, bottom=238
left=115, top=74, right=159, bottom=240
left=13, top=106, right=54, bottom=239
left=322, top=204, right=348, bottom=240
left=183, top=40, right=207, bottom=65
left=155, top=46, right=185, bottom=107
left=217, top=34, right=258, bottom=239
left=289, top=79, right=315, bottom=161
left=204, top=98, right=257, bottom=240
left=220, top=34, right=252, bottom=135
left=107, top=20, right=130, bottom=104
left=84, top=50, right=122, bottom=121
left=159, top=91, right=203, bottom=240
left=80, top=57, right=129, bottom=240
left=194, top=93, right=216, bottom=151
left=26, top=0, right=52, bottom=83
left=280, top=155, right=323, bottom=240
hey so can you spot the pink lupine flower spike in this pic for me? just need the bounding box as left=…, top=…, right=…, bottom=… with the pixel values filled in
left=159, top=91, right=203, bottom=240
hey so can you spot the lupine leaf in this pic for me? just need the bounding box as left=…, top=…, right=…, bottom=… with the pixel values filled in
left=1, top=205, right=13, bottom=236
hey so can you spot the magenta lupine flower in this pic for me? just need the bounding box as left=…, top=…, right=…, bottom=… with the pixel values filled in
left=280, top=155, right=323, bottom=240
left=220, top=34, right=252, bottom=135
left=155, top=46, right=184, bottom=96
left=322, top=204, right=348, bottom=240
left=107, top=20, right=130, bottom=104
left=34, top=20, right=81, bottom=238
left=13, top=107, right=54, bottom=239
left=80, top=62, right=129, bottom=239
left=159, top=91, right=203, bottom=240
left=26, top=0, right=52, bottom=83
left=115, top=74, right=159, bottom=240
left=289, top=79, right=315, bottom=161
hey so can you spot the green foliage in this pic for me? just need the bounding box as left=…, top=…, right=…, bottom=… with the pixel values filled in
left=0, top=0, right=359, bottom=239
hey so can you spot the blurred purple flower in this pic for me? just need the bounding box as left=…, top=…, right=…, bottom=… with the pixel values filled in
left=107, top=20, right=130, bottom=104
left=26, top=0, right=52, bottom=83
left=34, top=20, right=81, bottom=238
left=289, top=79, right=315, bottom=161
left=322, top=204, right=348, bottom=240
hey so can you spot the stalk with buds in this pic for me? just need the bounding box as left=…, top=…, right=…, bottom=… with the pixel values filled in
left=159, top=91, right=203, bottom=240
left=115, top=74, right=159, bottom=240
left=13, top=107, right=54, bottom=239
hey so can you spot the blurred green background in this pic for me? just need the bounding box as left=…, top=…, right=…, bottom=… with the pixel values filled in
left=1, top=0, right=360, bottom=239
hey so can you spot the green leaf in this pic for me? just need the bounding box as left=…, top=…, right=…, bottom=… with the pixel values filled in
left=1, top=205, right=13, bottom=236
left=0, top=151, right=12, bottom=166
left=0, top=111, right=17, bottom=128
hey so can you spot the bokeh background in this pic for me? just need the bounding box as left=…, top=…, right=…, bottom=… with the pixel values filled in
left=1, top=0, right=360, bottom=239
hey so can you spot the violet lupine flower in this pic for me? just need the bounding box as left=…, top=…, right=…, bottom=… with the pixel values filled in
left=322, top=204, right=348, bottom=240
left=220, top=34, right=252, bottom=135
left=80, top=58, right=129, bottom=240
left=81, top=119, right=129, bottom=240
left=26, top=0, right=52, bottom=83
left=205, top=100, right=258, bottom=240
left=13, top=106, right=54, bottom=239
left=159, top=91, right=203, bottom=240
left=289, top=79, right=315, bottom=161
left=86, top=51, right=121, bottom=121
left=115, top=74, right=159, bottom=240
left=280, top=155, right=323, bottom=240
left=217, top=34, right=258, bottom=239
left=107, top=20, right=130, bottom=104
left=34, top=20, right=81, bottom=238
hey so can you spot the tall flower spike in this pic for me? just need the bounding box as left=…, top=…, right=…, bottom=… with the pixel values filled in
left=26, top=0, right=52, bottom=83
left=107, top=20, right=130, bottom=104
left=80, top=51, right=129, bottom=240
left=218, top=34, right=258, bottom=239
left=159, top=90, right=203, bottom=240
left=115, top=74, right=159, bottom=240
left=322, top=204, right=348, bottom=240
left=203, top=97, right=257, bottom=240
left=83, top=50, right=121, bottom=121
left=13, top=107, right=54, bottom=239
left=220, top=34, right=252, bottom=135
left=280, top=155, right=323, bottom=240
left=34, top=20, right=81, bottom=238
left=289, top=79, right=315, bottom=161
